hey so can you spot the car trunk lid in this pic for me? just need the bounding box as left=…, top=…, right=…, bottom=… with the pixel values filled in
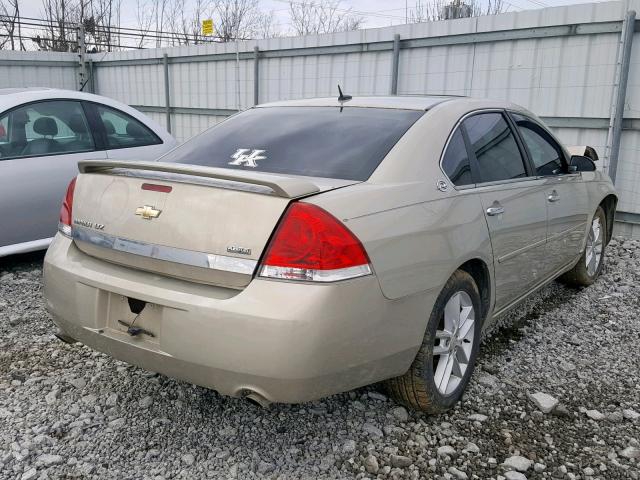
left=70, top=160, right=356, bottom=289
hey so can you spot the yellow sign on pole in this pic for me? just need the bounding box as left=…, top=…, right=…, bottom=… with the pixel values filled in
left=202, top=19, right=214, bottom=36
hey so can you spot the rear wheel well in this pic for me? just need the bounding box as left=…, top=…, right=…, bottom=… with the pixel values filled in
left=459, top=259, right=490, bottom=322
left=599, top=194, right=617, bottom=244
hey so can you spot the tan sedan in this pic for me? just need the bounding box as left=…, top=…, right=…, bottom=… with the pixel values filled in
left=43, top=96, right=617, bottom=412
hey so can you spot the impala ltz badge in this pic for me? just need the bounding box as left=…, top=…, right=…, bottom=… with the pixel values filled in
left=73, top=219, right=105, bottom=230
left=227, top=246, right=252, bottom=255
left=228, top=148, right=266, bottom=168
left=135, top=205, right=162, bottom=220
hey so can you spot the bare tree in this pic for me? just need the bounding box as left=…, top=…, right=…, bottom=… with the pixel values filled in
left=0, top=0, right=24, bottom=50
left=132, top=0, right=279, bottom=47
left=409, top=0, right=505, bottom=22
left=288, top=0, right=363, bottom=36
left=170, top=0, right=216, bottom=45
left=38, top=0, right=73, bottom=51
left=253, top=9, right=280, bottom=39
left=134, top=0, right=154, bottom=48
left=214, top=0, right=260, bottom=41
left=34, top=0, right=123, bottom=52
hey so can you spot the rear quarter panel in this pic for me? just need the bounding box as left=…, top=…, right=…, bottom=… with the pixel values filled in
left=308, top=100, right=497, bottom=303
left=308, top=184, right=493, bottom=302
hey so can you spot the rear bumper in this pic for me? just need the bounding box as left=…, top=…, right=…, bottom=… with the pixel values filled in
left=43, top=235, right=432, bottom=403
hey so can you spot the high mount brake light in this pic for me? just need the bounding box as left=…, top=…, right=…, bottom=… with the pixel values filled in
left=259, top=203, right=372, bottom=282
left=58, top=177, right=77, bottom=237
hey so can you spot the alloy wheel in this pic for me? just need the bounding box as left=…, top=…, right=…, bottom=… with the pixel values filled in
left=585, top=216, right=603, bottom=276
left=433, top=291, right=475, bottom=396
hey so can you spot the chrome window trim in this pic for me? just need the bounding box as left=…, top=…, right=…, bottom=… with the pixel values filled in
left=72, top=226, right=257, bottom=275
left=472, top=176, right=546, bottom=189
left=438, top=108, right=532, bottom=191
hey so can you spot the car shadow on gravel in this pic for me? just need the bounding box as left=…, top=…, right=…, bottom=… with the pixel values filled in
left=0, top=250, right=45, bottom=272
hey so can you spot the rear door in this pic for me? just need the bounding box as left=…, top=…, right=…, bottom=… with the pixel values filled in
left=0, top=100, right=105, bottom=249
left=509, top=113, right=589, bottom=274
left=461, top=111, right=548, bottom=311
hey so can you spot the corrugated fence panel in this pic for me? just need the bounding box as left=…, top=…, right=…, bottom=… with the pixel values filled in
left=170, top=113, right=225, bottom=143
left=0, top=51, right=77, bottom=90
left=614, top=0, right=640, bottom=215
left=95, top=63, right=165, bottom=107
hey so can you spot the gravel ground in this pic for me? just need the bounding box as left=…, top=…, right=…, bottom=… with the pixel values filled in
left=0, top=238, right=639, bottom=480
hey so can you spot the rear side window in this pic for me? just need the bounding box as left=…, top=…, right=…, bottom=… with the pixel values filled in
left=162, top=107, right=424, bottom=181
left=95, top=105, right=161, bottom=150
left=442, top=128, right=472, bottom=186
left=511, top=113, right=566, bottom=176
left=463, top=112, right=527, bottom=183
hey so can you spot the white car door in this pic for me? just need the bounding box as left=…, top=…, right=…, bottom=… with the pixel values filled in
left=0, top=100, right=106, bottom=251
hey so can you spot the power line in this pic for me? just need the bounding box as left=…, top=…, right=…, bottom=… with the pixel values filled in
left=0, top=14, right=251, bottom=50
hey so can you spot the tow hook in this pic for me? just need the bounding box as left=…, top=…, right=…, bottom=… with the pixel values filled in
left=117, top=320, right=155, bottom=338
left=118, top=297, right=154, bottom=337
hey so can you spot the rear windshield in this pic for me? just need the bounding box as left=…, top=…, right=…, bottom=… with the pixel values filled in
left=162, top=106, right=423, bottom=181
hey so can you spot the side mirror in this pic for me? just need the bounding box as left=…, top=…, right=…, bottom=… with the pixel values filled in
left=570, top=155, right=596, bottom=172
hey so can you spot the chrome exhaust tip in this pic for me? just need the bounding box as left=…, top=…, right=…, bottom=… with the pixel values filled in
left=244, top=391, right=272, bottom=408
left=54, top=330, right=76, bottom=344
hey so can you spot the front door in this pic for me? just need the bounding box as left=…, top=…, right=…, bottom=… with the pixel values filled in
left=461, top=112, right=548, bottom=311
left=0, top=100, right=106, bottom=249
left=509, top=113, right=590, bottom=275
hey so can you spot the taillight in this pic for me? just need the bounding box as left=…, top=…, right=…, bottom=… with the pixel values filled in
left=259, top=203, right=372, bottom=282
left=58, top=177, right=77, bottom=237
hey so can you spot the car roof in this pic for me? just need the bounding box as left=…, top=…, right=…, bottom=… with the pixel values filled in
left=257, top=95, right=457, bottom=111
left=0, top=88, right=175, bottom=144
left=0, top=88, right=113, bottom=107
left=256, top=95, right=524, bottom=112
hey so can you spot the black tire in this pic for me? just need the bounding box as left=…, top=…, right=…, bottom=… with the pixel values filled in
left=385, top=270, right=482, bottom=413
left=559, top=206, right=607, bottom=287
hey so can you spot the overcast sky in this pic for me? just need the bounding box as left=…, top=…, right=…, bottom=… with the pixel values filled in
left=15, top=0, right=611, bottom=32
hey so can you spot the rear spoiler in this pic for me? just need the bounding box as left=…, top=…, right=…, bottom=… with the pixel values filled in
left=566, top=145, right=599, bottom=162
left=78, top=160, right=320, bottom=198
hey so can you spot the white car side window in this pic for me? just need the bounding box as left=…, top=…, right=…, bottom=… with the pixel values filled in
left=0, top=100, right=94, bottom=160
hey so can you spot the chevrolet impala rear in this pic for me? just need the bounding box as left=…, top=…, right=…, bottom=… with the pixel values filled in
left=43, top=98, right=444, bottom=405
left=43, top=96, right=616, bottom=410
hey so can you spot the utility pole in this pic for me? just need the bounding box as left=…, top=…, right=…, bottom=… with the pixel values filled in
left=17, top=1, right=24, bottom=51
left=77, top=24, right=87, bottom=91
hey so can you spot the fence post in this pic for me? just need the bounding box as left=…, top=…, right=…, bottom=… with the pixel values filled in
left=76, top=24, right=86, bottom=91
left=163, top=53, right=172, bottom=134
left=608, top=10, right=636, bottom=184
left=88, top=59, right=94, bottom=93
left=390, top=34, right=400, bottom=95
left=254, top=46, right=260, bottom=105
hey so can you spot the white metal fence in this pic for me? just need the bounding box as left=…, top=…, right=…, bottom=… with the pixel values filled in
left=1, top=0, right=639, bottom=234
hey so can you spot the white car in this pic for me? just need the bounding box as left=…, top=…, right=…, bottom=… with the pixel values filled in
left=0, top=88, right=176, bottom=257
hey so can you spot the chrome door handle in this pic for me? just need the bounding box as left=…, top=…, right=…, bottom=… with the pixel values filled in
left=548, top=192, right=560, bottom=202
left=486, top=206, right=505, bottom=216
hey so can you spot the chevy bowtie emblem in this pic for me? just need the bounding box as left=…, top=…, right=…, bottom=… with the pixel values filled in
left=135, top=205, right=161, bottom=220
